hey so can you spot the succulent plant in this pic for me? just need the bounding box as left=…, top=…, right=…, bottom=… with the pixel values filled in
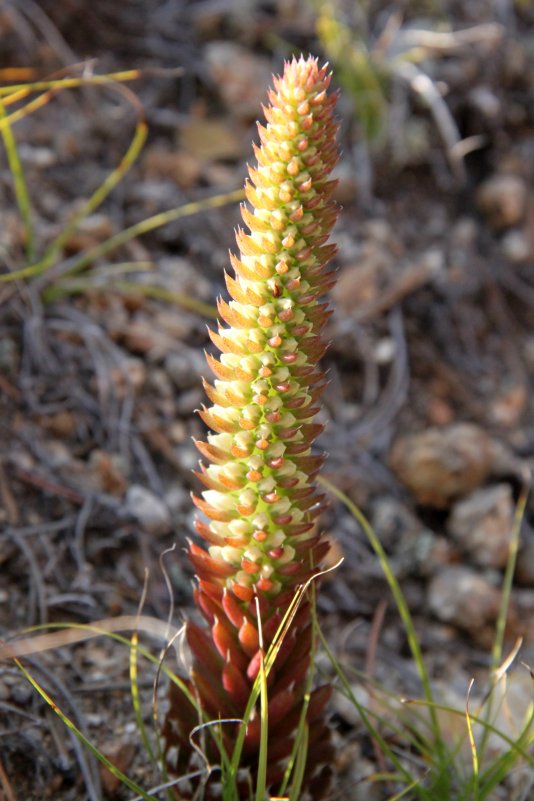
left=164, top=55, right=339, bottom=798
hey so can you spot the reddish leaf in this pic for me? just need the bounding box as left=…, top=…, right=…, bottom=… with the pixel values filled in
left=238, top=617, right=260, bottom=656
left=222, top=660, right=252, bottom=708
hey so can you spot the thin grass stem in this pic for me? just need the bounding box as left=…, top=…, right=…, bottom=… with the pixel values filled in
left=318, top=479, right=438, bottom=728
left=278, top=585, right=318, bottom=797
left=0, top=188, right=244, bottom=285
left=477, top=475, right=530, bottom=769
left=255, top=649, right=268, bottom=801
left=314, top=620, right=421, bottom=798
left=113, top=281, right=218, bottom=320
left=130, top=630, right=157, bottom=766
left=15, top=659, right=160, bottom=801
left=49, top=188, right=245, bottom=283
left=0, top=95, right=35, bottom=261
left=38, top=118, right=148, bottom=276
left=0, top=70, right=141, bottom=99
left=288, top=723, right=309, bottom=801
left=491, top=477, right=528, bottom=673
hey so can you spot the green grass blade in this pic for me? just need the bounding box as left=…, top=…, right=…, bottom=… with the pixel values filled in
left=288, top=722, right=309, bottom=801
left=491, top=477, right=528, bottom=673
left=226, top=575, right=330, bottom=796
left=51, top=187, right=245, bottom=283
left=315, top=2, right=388, bottom=143
left=0, top=187, right=244, bottom=285
left=113, top=281, right=218, bottom=320
left=39, top=117, right=148, bottom=276
left=384, top=777, right=426, bottom=801
left=15, top=658, right=160, bottom=801
left=477, top=476, right=529, bottom=767
left=465, top=679, right=479, bottom=800
left=0, top=70, right=141, bottom=98
left=0, top=95, right=35, bottom=261
left=1, top=619, right=201, bottom=713
left=255, top=649, right=268, bottom=801
left=226, top=586, right=308, bottom=787
left=404, top=697, right=534, bottom=766
left=0, top=116, right=147, bottom=283
left=130, top=629, right=157, bottom=766
left=477, top=691, right=534, bottom=799
left=313, top=619, right=424, bottom=799
left=278, top=586, right=319, bottom=797
left=41, top=270, right=220, bottom=323
left=318, top=479, right=436, bottom=720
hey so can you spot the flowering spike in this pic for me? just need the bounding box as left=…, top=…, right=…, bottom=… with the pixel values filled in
left=163, top=56, right=339, bottom=798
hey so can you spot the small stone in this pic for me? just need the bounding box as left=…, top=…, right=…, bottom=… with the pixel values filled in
left=88, top=450, right=128, bottom=497
left=120, top=319, right=156, bottom=354
left=176, top=387, right=203, bottom=416
left=63, top=213, right=114, bottom=254
left=482, top=669, right=534, bottom=761
left=469, top=86, right=501, bottom=120
left=78, top=213, right=114, bottom=239
left=449, top=217, right=478, bottom=249
left=40, top=440, right=72, bottom=469
left=10, top=682, right=33, bottom=705
left=489, top=383, right=527, bottom=427
left=174, top=443, right=198, bottom=473
left=165, top=485, right=189, bottom=515
left=158, top=256, right=213, bottom=296
left=428, top=566, right=501, bottom=634
left=165, top=348, right=206, bottom=391
left=147, top=368, right=174, bottom=399
left=157, top=304, right=200, bottom=337
left=332, top=685, right=369, bottom=727
left=476, top=174, right=527, bottom=229
left=372, top=337, right=396, bottom=364
left=143, top=147, right=201, bottom=190
left=85, top=713, right=103, bottom=726
left=447, top=484, right=514, bottom=569
left=0, top=337, right=18, bottom=372
left=18, top=143, right=55, bottom=167
left=501, top=229, right=531, bottom=262
left=390, top=424, right=495, bottom=508
left=180, top=117, right=243, bottom=162
left=129, top=179, right=179, bottom=211
left=110, top=357, right=146, bottom=396
left=204, top=42, right=272, bottom=120
left=125, top=485, right=171, bottom=535
left=331, top=160, right=358, bottom=204
left=332, top=260, right=380, bottom=311
left=38, top=410, right=76, bottom=437
left=116, top=312, right=192, bottom=359
left=169, top=421, right=187, bottom=444
left=100, top=742, right=136, bottom=797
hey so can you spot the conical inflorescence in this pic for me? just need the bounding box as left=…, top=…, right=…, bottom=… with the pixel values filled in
left=164, top=56, right=339, bottom=798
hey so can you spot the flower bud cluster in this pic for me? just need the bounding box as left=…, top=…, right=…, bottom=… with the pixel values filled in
left=192, top=57, right=338, bottom=604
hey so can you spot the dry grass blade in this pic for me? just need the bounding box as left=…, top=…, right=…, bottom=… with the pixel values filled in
left=0, top=755, right=18, bottom=801
left=0, top=615, right=183, bottom=661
